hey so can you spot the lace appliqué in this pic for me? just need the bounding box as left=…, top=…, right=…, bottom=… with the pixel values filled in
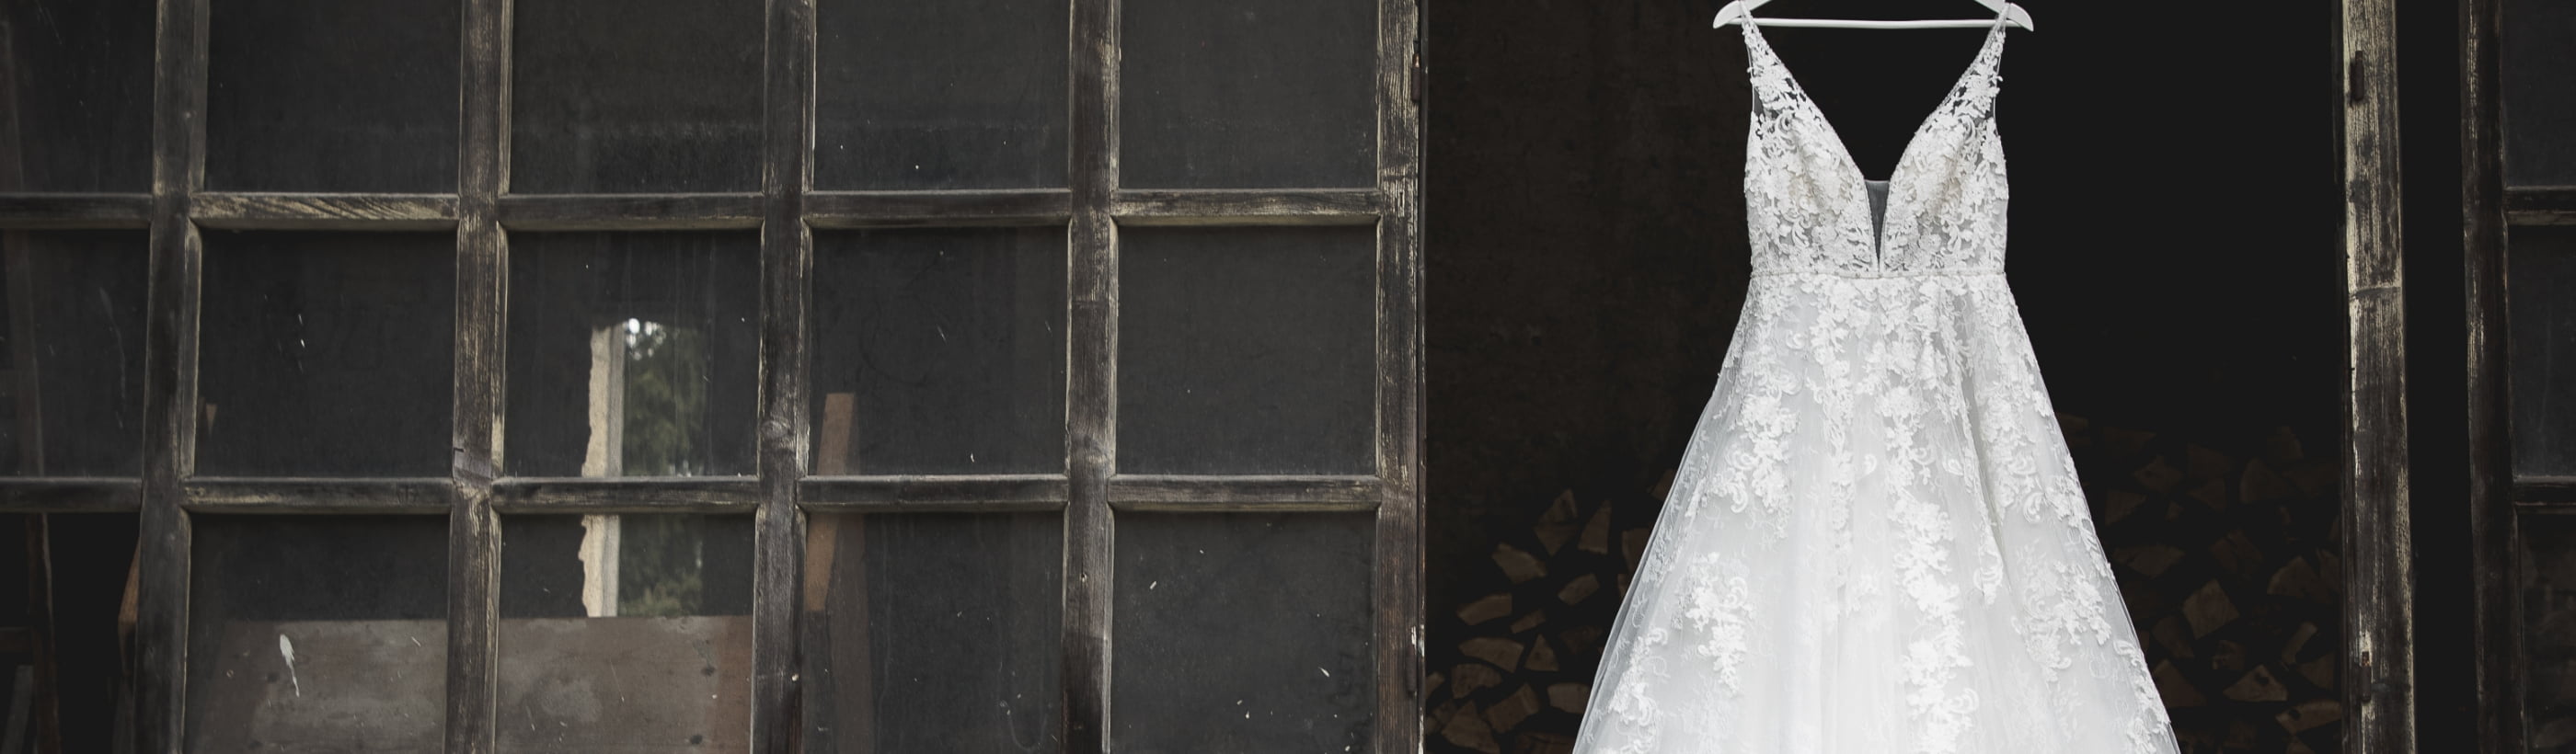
left=1569, top=9, right=2179, bottom=754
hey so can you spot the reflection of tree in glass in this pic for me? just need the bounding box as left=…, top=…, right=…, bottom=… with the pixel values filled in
left=619, top=514, right=707, bottom=617
left=619, top=319, right=707, bottom=477
left=616, top=318, right=710, bottom=617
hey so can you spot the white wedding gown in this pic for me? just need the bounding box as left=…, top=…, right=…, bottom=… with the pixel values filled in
left=1570, top=11, right=2180, bottom=754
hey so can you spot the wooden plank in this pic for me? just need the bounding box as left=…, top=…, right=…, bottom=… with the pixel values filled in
left=1109, top=189, right=1381, bottom=225
left=497, top=193, right=765, bottom=230
left=1106, top=474, right=1380, bottom=509
left=492, top=477, right=765, bottom=512
left=2504, top=187, right=2576, bottom=224
left=189, top=192, right=458, bottom=230
left=2513, top=478, right=2576, bottom=505
left=192, top=617, right=755, bottom=752
left=2463, top=2, right=2522, bottom=748
left=1064, top=0, right=1120, bottom=748
left=0, top=195, right=154, bottom=228
left=803, top=189, right=1073, bottom=228
left=1372, top=0, right=1426, bottom=749
left=799, top=475, right=1069, bottom=509
left=751, top=0, right=819, bottom=749
left=2339, top=0, right=2416, bottom=751
left=0, top=479, right=144, bottom=512
left=183, top=477, right=454, bottom=513
left=137, top=0, right=211, bottom=747
left=449, top=0, right=512, bottom=747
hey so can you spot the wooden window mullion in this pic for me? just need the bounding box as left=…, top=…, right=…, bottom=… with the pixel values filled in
left=1370, top=0, right=1423, bottom=750
left=136, top=0, right=211, bottom=749
left=1065, top=0, right=1120, bottom=748
left=752, top=0, right=818, bottom=749
left=443, top=0, right=512, bottom=749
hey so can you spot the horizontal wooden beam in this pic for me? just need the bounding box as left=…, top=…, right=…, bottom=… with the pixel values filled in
left=799, top=474, right=1068, bottom=511
left=190, top=193, right=459, bottom=230
left=498, top=193, right=766, bottom=230
left=1106, top=474, right=1382, bottom=511
left=2505, top=186, right=2576, bottom=224
left=2513, top=476, right=2576, bottom=505
left=0, top=478, right=144, bottom=512
left=491, top=476, right=763, bottom=512
left=182, top=477, right=452, bottom=513
left=0, top=194, right=155, bottom=228
left=1110, top=189, right=1380, bottom=225
left=803, top=189, right=1072, bottom=228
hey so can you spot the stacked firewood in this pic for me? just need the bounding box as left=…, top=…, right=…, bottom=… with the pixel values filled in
left=1426, top=482, right=1659, bottom=754
left=1425, top=417, right=2347, bottom=754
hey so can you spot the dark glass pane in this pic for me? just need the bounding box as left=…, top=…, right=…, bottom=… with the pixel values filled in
left=512, top=0, right=762, bottom=193
left=507, top=233, right=758, bottom=477
left=0, top=514, right=140, bottom=753
left=802, top=512, right=1061, bottom=753
left=815, top=0, right=1066, bottom=189
left=198, top=232, right=454, bottom=476
left=2505, top=0, right=2576, bottom=186
left=205, top=0, right=459, bottom=191
left=187, top=515, right=447, bottom=751
left=0, top=232, right=148, bottom=475
left=811, top=228, right=1064, bottom=474
left=1112, top=512, right=1373, bottom=753
left=1119, top=228, right=1373, bottom=474
left=2511, top=227, right=2576, bottom=475
left=2527, top=516, right=2576, bottom=754
left=1121, top=0, right=1374, bottom=188
left=498, top=514, right=753, bottom=752
left=0, top=0, right=155, bottom=191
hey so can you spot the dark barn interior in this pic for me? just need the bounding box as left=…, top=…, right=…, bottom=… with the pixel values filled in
left=1421, top=1, right=2475, bottom=752
left=0, top=0, right=2505, bottom=750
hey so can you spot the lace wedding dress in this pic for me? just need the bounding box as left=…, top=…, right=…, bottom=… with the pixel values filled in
left=1569, top=10, right=2179, bottom=754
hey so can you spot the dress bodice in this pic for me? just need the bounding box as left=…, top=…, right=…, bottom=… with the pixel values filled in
left=1742, top=11, right=2010, bottom=279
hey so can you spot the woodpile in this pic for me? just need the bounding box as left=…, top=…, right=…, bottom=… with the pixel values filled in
left=1428, top=482, right=1661, bottom=754
left=1427, top=417, right=2348, bottom=754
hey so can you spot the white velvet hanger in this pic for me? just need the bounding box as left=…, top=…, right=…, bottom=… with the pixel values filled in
left=1712, top=0, right=2036, bottom=30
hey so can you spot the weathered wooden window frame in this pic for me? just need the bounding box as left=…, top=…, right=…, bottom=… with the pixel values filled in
left=0, top=0, right=1426, bottom=750
left=2464, top=0, right=2576, bottom=750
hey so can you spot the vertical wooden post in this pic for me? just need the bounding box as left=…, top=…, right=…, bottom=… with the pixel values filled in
left=445, top=0, right=512, bottom=749
left=2339, top=0, right=2416, bottom=751
left=137, top=0, right=209, bottom=748
left=1064, top=0, right=1121, bottom=748
left=1372, top=0, right=1424, bottom=750
left=2459, top=0, right=2519, bottom=750
left=751, top=0, right=818, bottom=748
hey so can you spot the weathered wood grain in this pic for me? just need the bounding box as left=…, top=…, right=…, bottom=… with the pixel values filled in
left=1110, top=188, right=1381, bottom=225
left=1106, top=474, right=1381, bottom=510
left=1374, top=0, right=1427, bottom=749
left=189, top=192, right=458, bottom=229
left=752, top=0, right=820, bottom=749
left=804, top=189, right=1072, bottom=227
left=1064, top=0, right=1120, bottom=748
left=2514, top=478, right=2576, bottom=505
left=2462, top=0, right=2523, bottom=750
left=443, top=0, right=512, bottom=748
left=2339, top=0, right=2416, bottom=751
left=2503, top=187, right=2576, bottom=224
left=0, top=194, right=154, bottom=228
left=798, top=474, right=1067, bottom=510
left=498, top=193, right=765, bottom=230
left=492, top=476, right=765, bottom=512
left=181, top=477, right=454, bottom=513
left=0, top=479, right=144, bottom=512
left=138, top=0, right=211, bottom=748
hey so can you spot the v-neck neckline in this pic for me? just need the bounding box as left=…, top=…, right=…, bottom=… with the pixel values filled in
left=1742, top=10, right=2007, bottom=257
